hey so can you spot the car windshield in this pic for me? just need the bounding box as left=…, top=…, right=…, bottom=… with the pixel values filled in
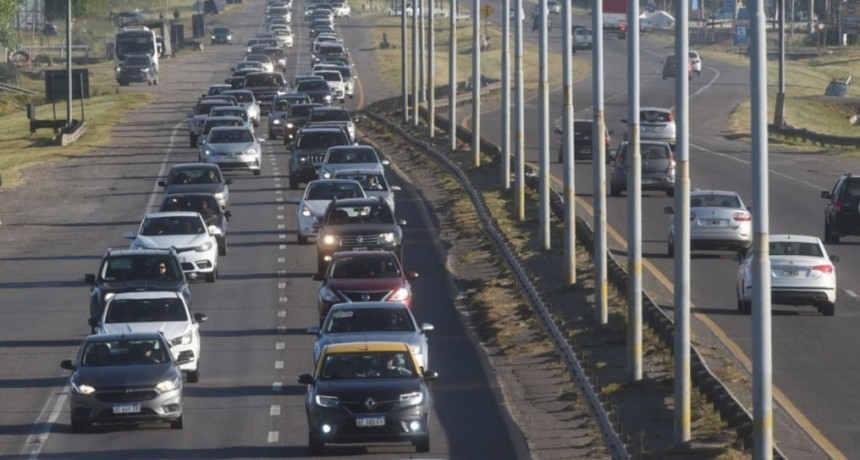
left=212, top=108, right=247, bottom=121
left=306, top=182, right=363, bottom=200
left=161, top=196, right=222, bottom=222
left=690, top=194, right=741, bottom=208
left=336, top=173, right=388, bottom=191
left=640, top=144, right=671, bottom=160
left=573, top=122, right=593, bottom=136
left=140, top=215, right=206, bottom=236
left=169, top=167, right=222, bottom=184
left=326, top=148, right=376, bottom=164
left=324, top=308, right=415, bottom=333
left=225, top=92, right=253, bottom=103
left=209, top=128, right=254, bottom=143
left=214, top=27, right=230, bottom=34
left=296, top=131, right=346, bottom=149
left=641, top=110, right=672, bottom=123
left=313, top=109, right=350, bottom=122
left=317, top=72, right=341, bottom=82
left=99, top=255, right=183, bottom=282
left=81, top=339, right=169, bottom=367
left=126, top=56, right=150, bottom=66
left=769, top=242, right=823, bottom=257
left=105, top=297, right=189, bottom=323
left=329, top=255, right=401, bottom=279
left=297, top=80, right=330, bottom=91
left=328, top=204, right=393, bottom=224
left=203, top=118, right=243, bottom=133
left=289, top=105, right=315, bottom=117
left=195, top=102, right=230, bottom=115
left=319, top=351, right=416, bottom=380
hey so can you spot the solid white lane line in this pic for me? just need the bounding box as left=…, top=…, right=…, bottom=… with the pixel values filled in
left=21, top=386, right=68, bottom=459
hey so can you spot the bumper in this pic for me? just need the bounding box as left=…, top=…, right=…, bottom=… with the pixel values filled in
left=203, top=153, right=261, bottom=172
left=178, top=253, right=217, bottom=276
left=117, top=72, right=151, bottom=83
left=211, top=37, right=232, bottom=44
left=771, top=287, right=836, bottom=306
left=171, top=346, right=200, bottom=372
left=307, top=407, right=429, bottom=445
left=69, top=390, right=182, bottom=426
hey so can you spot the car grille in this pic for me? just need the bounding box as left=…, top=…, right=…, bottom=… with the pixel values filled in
left=340, top=290, right=391, bottom=302
left=342, top=400, right=397, bottom=414
left=297, top=154, right=325, bottom=165
left=96, top=388, right=158, bottom=403
left=339, top=235, right=383, bottom=246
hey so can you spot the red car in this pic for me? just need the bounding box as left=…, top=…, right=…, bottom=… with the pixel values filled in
left=313, top=251, right=418, bottom=324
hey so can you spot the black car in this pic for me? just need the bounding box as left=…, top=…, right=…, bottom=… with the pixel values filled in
left=211, top=26, right=232, bottom=45
left=298, top=342, right=437, bottom=455
left=158, top=163, right=232, bottom=209
left=159, top=193, right=231, bottom=256
left=316, top=196, right=405, bottom=273
left=289, top=125, right=352, bottom=190
left=556, top=120, right=613, bottom=162
left=281, top=103, right=323, bottom=144
left=242, top=71, right=287, bottom=116
left=296, top=78, right=334, bottom=105
left=821, top=173, right=860, bottom=243
left=116, top=54, right=158, bottom=86
left=268, top=94, right=314, bottom=139
left=84, top=248, right=191, bottom=323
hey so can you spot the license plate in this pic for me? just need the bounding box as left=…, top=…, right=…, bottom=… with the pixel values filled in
left=113, top=403, right=141, bottom=414
left=351, top=247, right=367, bottom=251
left=782, top=270, right=798, bottom=277
left=580, top=148, right=591, bottom=154
left=708, top=219, right=722, bottom=226
left=356, top=416, right=385, bottom=427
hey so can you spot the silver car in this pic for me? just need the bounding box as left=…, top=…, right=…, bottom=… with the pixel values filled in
left=332, top=169, right=401, bottom=214
left=307, top=302, right=434, bottom=370
left=221, top=89, right=261, bottom=127
left=621, top=107, right=677, bottom=149
left=608, top=141, right=675, bottom=197
left=61, top=332, right=189, bottom=432
left=664, top=190, right=752, bottom=256
left=198, top=126, right=263, bottom=176
left=319, top=145, right=388, bottom=180
left=292, top=179, right=366, bottom=244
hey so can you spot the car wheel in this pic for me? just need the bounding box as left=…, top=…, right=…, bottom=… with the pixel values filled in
left=289, top=176, right=299, bottom=190
left=308, top=432, right=324, bottom=456
left=190, top=134, right=197, bottom=148
left=187, top=368, right=200, bottom=383
left=825, top=222, right=840, bottom=244
left=170, top=415, right=183, bottom=430
left=298, top=234, right=308, bottom=244
left=820, top=302, right=835, bottom=317
left=609, top=181, right=621, bottom=197
left=205, top=270, right=217, bottom=283
left=268, top=130, right=276, bottom=140
left=317, top=256, right=328, bottom=274
left=218, top=237, right=227, bottom=256
left=70, top=419, right=90, bottom=433
left=414, top=434, right=430, bottom=453
left=154, top=78, right=158, bottom=86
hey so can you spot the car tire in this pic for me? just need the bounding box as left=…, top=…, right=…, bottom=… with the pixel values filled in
left=190, top=134, right=197, bottom=148
left=825, top=222, right=840, bottom=244
left=317, top=256, right=328, bottom=274
left=187, top=368, right=200, bottom=383
left=70, top=419, right=90, bottom=433
left=170, top=415, right=183, bottom=429
left=298, top=234, right=308, bottom=244
left=289, top=175, right=299, bottom=190
left=218, top=238, right=227, bottom=256
left=308, top=432, right=324, bottom=456
left=205, top=269, right=217, bottom=283
left=609, top=181, right=621, bottom=197
left=414, top=434, right=430, bottom=453
left=154, top=78, right=158, bottom=86
left=820, top=302, right=835, bottom=317
left=738, top=297, right=752, bottom=315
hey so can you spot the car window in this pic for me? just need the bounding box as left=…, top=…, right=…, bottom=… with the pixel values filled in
left=297, top=80, right=330, bottom=91
left=641, top=110, right=672, bottom=123
left=289, top=105, right=315, bottom=118
left=140, top=216, right=206, bottom=236
left=320, top=351, right=416, bottom=379
left=844, top=178, right=860, bottom=197
left=99, top=255, right=182, bottom=282
left=336, top=173, right=388, bottom=191
left=325, top=308, right=414, bottom=333
left=327, top=148, right=375, bottom=164
left=105, top=298, right=188, bottom=323
left=329, top=204, right=392, bottom=224
left=573, top=122, right=592, bottom=136
left=640, top=144, right=670, bottom=160
left=769, top=242, right=823, bottom=257
left=297, top=131, right=346, bottom=148
left=330, top=255, right=401, bottom=278
left=692, top=194, right=741, bottom=208
left=170, top=167, right=222, bottom=184
left=210, top=128, right=253, bottom=143
left=313, top=109, right=350, bottom=122
left=306, top=182, right=363, bottom=200
left=82, top=339, right=168, bottom=367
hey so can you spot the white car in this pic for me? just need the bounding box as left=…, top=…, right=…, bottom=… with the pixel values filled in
left=292, top=179, right=366, bottom=243
left=664, top=190, right=752, bottom=256
left=198, top=126, right=263, bottom=176
left=221, top=89, right=261, bottom=127
left=312, top=69, right=346, bottom=102
left=319, top=145, right=388, bottom=180
left=735, top=234, right=839, bottom=316
left=332, top=169, right=401, bottom=215
left=332, top=1, right=351, bottom=17
left=125, top=212, right=221, bottom=283
left=93, top=291, right=207, bottom=382
left=688, top=50, right=702, bottom=75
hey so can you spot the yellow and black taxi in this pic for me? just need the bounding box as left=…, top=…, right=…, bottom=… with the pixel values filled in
left=298, top=342, right=437, bottom=455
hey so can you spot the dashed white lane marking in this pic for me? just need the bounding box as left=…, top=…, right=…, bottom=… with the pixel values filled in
left=278, top=282, right=286, bottom=289
left=275, top=361, right=284, bottom=369
left=272, top=382, right=283, bottom=392
left=279, top=234, right=287, bottom=239
left=278, top=257, right=286, bottom=263
left=276, top=342, right=285, bottom=350
left=278, top=224, right=286, bottom=230
left=267, top=431, right=279, bottom=443
left=279, top=296, right=288, bottom=303
left=277, top=270, right=286, bottom=276
left=277, top=206, right=284, bottom=211
left=21, top=386, right=68, bottom=459
left=270, top=405, right=281, bottom=416
left=276, top=215, right=284, bottom=220
left=277, top=197, right=284, bottom=203
left=279, top=244, right=287, bottom=250
left=278, top=310, right=286, bottom=317
left=275, top=190, right=283, bottom=194
left=846, top=289, right=858, bottom=298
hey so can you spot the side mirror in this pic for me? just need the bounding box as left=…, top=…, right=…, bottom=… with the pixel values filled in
left=60, top=359, right=75, bottom=371
left=88, top=317, right=99, bottom=328
left=209, top=226, right=223, bottom=236
left=312, top=273, right=325, bottom=281
left=84, top=274, right=95, bottom=285
left=391, top=185, right=401, bottom=192
left=421, top=322, right=434, bottom=333
left=820, top=190, right=832, bottom=199
left=225, top=178, right=234, bottom=185
left=259, top=139, right=266, bottom=143
left=298, top=374, right=314, bottom=385
left=224, top=210, right=233, bottom=220
left=306, top=325, right=320, bottom=335
left=123, top=231, right=137, bottom=239
left=663, top=206, right=674, bottom=214
left=423, top=370, right=438, bottom=381
left=194, top=312, right=208, bottom=323
left=158, top=180, right=166, bottom=187
left=405, top=271, right=419, bottom=280
left=830, top=255, right=840, bottom=264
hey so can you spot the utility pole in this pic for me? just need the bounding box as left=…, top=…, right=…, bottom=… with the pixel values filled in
left=626, top=0, right=643, bottom=383
left=515, top=0, right=525, bottom=221
left=428, top=0, right=436, bottom=137
left=538, top=0, right=550, bottom=250
left=412, top=5, right=419, bottom=125
left=561, top=0, right=575, bottom=284
left=449, top=0, right=457, bottom=151
left=502, top=0, right=511, bottom=190
left=402, top=0, right=409, bottom=122
left=593, top=0, right=607, bottom=324
left=471, top=0, right=481, bottom=167
left=774, top=0, right=786, bottom=126
left=65, top=0, right=72, bottom=129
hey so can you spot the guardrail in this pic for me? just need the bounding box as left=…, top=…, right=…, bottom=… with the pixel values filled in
left=770, top=122, right=860, bottom=148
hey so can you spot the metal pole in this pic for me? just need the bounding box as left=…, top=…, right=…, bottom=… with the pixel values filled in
left=751, top=0, right=773, bottom=456
left=515, top=0, right=525, bottom=220
left=774, top=0, right=786, bottom=126
left=593, top=0, right=607, bottom=325
left=502, top=0, right=511, bottom=189
left=412, top=5, right=419, bottom=126
left=449, top=0, right=457, bottom=151
left=673, top=0, right=691, bottom=446
left=538, top=0, right=550, bottom=250
left=419, top=0, right=426, bottom=103
left=471, top=0, right=481, bottom=167
left=561, top=0, right=574, bottom=283
left=429, top=0, right=436, bottom=137
left=66, top=0, right=72, bottom=129
left=808, top=0, right=814, bottom=33
left=402, top=0, right=409, bottom=122
left=627, top=0, right=642, bottom=383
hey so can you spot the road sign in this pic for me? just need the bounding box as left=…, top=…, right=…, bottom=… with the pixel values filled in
left=480, top=4, right=493, bottom=17
left=734, top=24, right=748, bottom=45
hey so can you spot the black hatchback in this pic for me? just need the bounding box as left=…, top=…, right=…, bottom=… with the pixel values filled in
left=821, top=173, right=860, bottom=243
left=556, top=120, right=612, bottom=162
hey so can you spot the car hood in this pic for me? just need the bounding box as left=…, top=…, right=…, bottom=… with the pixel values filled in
left=74, top=363, right=177, bottom=388
left=324, top=223, right=399, bottom=234
left=135, top=233, right=210, bottom=250
left=165, top=183, right=226, bottom=195
left=314, top=377, right=424, bottom=399
left=101, top=321, right=190, bottom=341
left=204, top=141, right=257, bottom=153
left=327, top=278, right=405, bottom=291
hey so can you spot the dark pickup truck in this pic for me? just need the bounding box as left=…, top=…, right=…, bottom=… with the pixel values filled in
left=289, top=125, right=351, bottom=189
left=242, top=71, right=286, bottom=116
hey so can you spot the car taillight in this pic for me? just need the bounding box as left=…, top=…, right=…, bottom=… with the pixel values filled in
left=733, top=212, right=752, bottom=222
left=812, top=264, right=834, bottom=274
left=666, top=112, right=674, bottom=122
left=667, top=158, right=675, bottom=172
left=833, top=198, right=844, bottom=213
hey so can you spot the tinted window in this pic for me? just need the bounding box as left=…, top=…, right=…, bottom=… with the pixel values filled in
left=769, top=242, right=823, bottom=257
left=640, top=144, right=670, bottom=160
left=169, top=166, right=222, bottom=184
left=690, top=194, right=741, bottom=208
left=99, top=255, right=182, bottom=282
left=82, top=339, right=168, bottom=367
left=325, top=308, right=415, bottom=333
left=320, top=351, right=416, bottom=380
left=641, top=110, right=672, bottom=123
left=313, top=109, right=350, bottom=122
left=329, top=255, right=401, bottom=279
left=105, top=298, right=188, bottom=323
left=306, top=182, right=363, bottom=200
left=140, top=215, right=206, bottom=236
left=297, top=80, right=330, bottom=91
left=297, top=131, right=347, bottom=149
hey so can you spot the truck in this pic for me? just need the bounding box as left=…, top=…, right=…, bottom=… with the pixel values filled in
left=603, top=0, right=627, bottom=30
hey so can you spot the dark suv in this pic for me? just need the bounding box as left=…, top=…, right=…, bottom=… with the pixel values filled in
left=289, top=126, right=352, bottom=189
left=116, top=54, right=158, bottom=86
left=821, top=173, right=860, bottom=243
left=556, top=120, right=612, bottom=162
left=84, top=248, right=191, bottom=325
left=315, top=197, right=406, bottom=273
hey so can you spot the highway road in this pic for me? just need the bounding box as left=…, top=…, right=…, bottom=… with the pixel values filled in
left=0, top=2, right=534, bottom=459
left=470, top=10, right=860, bottom=459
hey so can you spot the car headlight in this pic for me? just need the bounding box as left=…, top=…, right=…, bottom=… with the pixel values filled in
left=211, top=35, right=216, bottom=39
left=321, top=171, right=332, bottom=179
left=301, top=205, right=312, bottom=217
left=170, top=331, right=193, bottom=346
left=322, top=234, right=338, bottom=246
left=213, top=192, right=225, bottom=201
left=226, top=35, right=232, bottom=40
left=315, top=394, right=339, bottom=407
left=72, top=382, right=96, bottom=395
left=203, top=149, right=211, bottom=156
left=286, top=122, right=294, bottom=128
left=320, top=285, right=340, bottom=302
left=243, top=148, right=259, bottom=156
left=155, top=377, right=181, bottom=394
left=389, top=287, right=410, bottom=302
left=195, top=241, right=214, bottom=252
left=323, top=95, right=332, bottom=103
left=272, top=119, right=282, bottom=125
left=103, top=292, right=116, bottom=304
left=380, top=232, right=396, bottom=243
left=399, top=391, right=423, bottom=406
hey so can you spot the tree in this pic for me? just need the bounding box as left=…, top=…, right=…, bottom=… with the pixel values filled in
left=0, top=0, right=21, bottom=50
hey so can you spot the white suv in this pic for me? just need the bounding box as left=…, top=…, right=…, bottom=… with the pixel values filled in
left=93, top=291, right=207, bottom=382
